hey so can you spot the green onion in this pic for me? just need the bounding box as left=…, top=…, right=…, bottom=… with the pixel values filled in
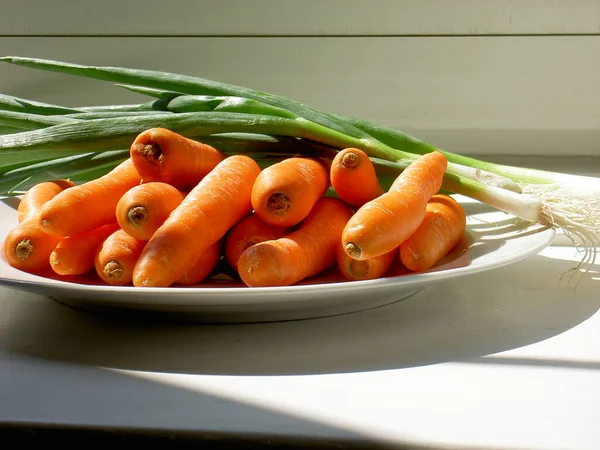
left=0, top=110, right=79, bottom=131
left=64, top=110, right=175, bottom=120
left=0, top=125, right=24, bottom=135
left=0, top=56, right=383, bottom=148
left=197, top=132, right=337, bottom=158
left=114, top=83, right=186, bottom=99
left=0, top=150, right=129, bottom=194
left=163, top=95, right=298, bottom=118
left=122, top=93, right=524, bottom=192
left=0, top=93, right=82, bottom=115
left=0, top=111, right=399, bottom=161
left=77, top=103, right=157, bottom=113
left=338, top=113, right=589, bottom=188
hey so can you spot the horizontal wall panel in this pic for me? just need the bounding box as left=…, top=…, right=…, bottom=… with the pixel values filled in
left=1, top=36, right=599, bottom=156
left=1, top=0, right=599, bottom=36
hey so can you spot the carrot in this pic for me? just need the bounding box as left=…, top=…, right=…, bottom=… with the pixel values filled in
left=49, top=223, right=119, bottom=276
left=17, top=179, right=74, bottom=223
left=336, top=244, right=397, bottom=281
left=133, top=154, right=261, bottom=287
left=251, top=157, right=329, bottom=228
left=399, top=194, right=467, bottom=272
left=330, top=148, right=384, bottom=208
left=94, top=229, right=147, bottom=285
left=38, top=158, right=141, bottom=237
left=342, top=151, right=448, bottom=260
left=116, top=182, right=185, bottom=241
left=224, top=213, right=288, bottom=272
left=237, top=196, right=353, bottom=287
left=130, top=127, right=226, bottom=190
left=3, top=180, right=73, bottom=273
left=3, top=222, right=60, bottom=274
left=175, top=241, right=222, bottom=285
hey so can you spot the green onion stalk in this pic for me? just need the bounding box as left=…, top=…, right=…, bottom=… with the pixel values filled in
left=0, top=56, right=598, bottom=274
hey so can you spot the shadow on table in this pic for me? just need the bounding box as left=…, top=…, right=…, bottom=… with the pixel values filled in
left=0, top=356, right=387, bottom=449
left=2, top=250, right=599, bottom=376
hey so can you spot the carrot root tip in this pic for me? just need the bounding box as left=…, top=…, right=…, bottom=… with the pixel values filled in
left=341, top=151, right=360, bottom=169
left=348, top=259, right=369, bottom=277
left=103, top=260, right=124, bottom=280
left=345, top=242, right=362, bottom=259
left=127, top=206, right=149, bottom=226
left=266, top=193, right=291, bottom=216
left=14, top=239, right=34, bottom=260
left=139, top=143, right=162, bottom=163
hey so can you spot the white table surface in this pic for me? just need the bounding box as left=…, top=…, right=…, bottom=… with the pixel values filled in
left=1, top=158, right=599, bottom=449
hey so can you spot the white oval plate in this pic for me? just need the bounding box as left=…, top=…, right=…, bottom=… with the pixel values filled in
left=0, top=196, right=555, bottom=323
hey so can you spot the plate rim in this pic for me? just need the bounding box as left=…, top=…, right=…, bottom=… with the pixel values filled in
left=0, top=226, right=556, bottom=300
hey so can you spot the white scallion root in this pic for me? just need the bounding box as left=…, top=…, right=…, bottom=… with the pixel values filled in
left=525, top=185, right=600, bottom=286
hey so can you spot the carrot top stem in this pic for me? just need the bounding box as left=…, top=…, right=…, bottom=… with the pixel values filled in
left=15, top=240, right=33, bottom=260
left=341, top=151, right=360, bottom=169
left=0, top=112, right=394, bottom=161
left=140, top=143, right=160, bottom=161
left=267, top=193, right=291, bottom=216
left=103, top=260, right=124, bottom=281
left=345, top=242, right=362, bottom=260
left=127, top=206, right=149, bottom=226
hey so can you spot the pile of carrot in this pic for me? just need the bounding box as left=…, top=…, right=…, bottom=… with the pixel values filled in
left=2, top=128, right=467, bottom=288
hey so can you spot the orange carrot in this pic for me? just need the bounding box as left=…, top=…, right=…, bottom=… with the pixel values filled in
left=342, top=151, right=448, bottom=260
left=330, top=148, right=384, bottom=208
left=176, top=241, right=222, bottom=285
left=224, top=213, right=288, bottom=272
left=17, top=179, right=74, bottom=223
left=133, top=154, right=261, bottom=287
left=3, top=180, right=73, bottom=273
left=38, top=158, right=141, bottom=237
left=94, top=229, right=147, bottom=286
left=336, top=244, right=397, bottom=281
left=3, top=222, right=60, bottom=274
left=130, top=128, right=226, bottom=190
left=237, top=197, right=353, bottom=287
left=116, top=182, right=185, bottom=241
left=50, top=223, right=120, bottom=276
left=251, top=157, right=329, bottom=228
left=399, top=194, right=467, bottom=272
